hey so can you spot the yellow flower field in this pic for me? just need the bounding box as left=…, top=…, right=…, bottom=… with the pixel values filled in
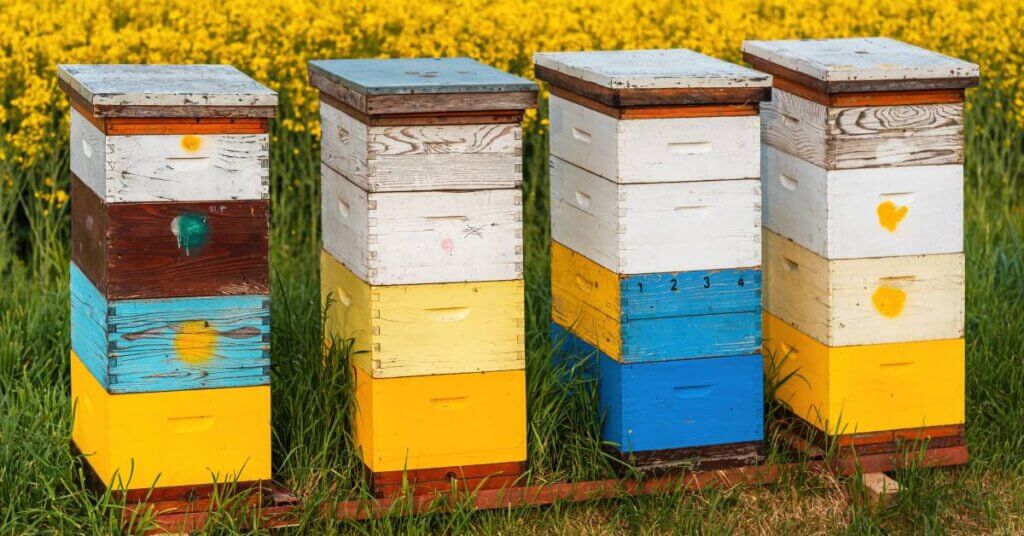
left=0, top=0, right=1022, bottom=170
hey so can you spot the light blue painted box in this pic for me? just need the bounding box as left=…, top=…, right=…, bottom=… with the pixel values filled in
left=71, top=263, right=270, bottom=394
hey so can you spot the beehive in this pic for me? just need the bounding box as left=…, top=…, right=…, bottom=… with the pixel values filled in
left=60, top=64, right=277, bottom=496
left=309, top=58, right=536, bottom=496
left=742, top=37, right=978, bottom=448
left=536, top=49, right=772, bottom=471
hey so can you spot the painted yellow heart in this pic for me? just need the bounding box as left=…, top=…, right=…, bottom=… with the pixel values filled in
left=174, top=320, right=218, bottom=363
left=877, top=200, right=909, bottom=232
left=872, top=286, right=906, bottom=318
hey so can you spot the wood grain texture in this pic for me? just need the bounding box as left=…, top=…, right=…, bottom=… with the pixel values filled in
left=367, top=461, right=524, bottom=498
left=309, top=71, right=536, bottom=116
left=70, top=98, right=269, bottom=135
left=71, top=263, right=270, bottom=394
left=321, top=251, right=524, bottom=378
left=761, top=145, right=964, bottom=259
left=549, top=157, right=760, bottom=274
left=320, top=100, right=522, bottom=192
left=764, top=312, right=965, bottom=435
left=534, top=49, right=772, bottom=90
left=71, top=351, right=271, bottom=490
left=71, top=176, right=269, bottom=300
left=58, top=64, right=278, bottom=117
left=353, top=366, right=527, bottom=472
left=535, top=65, right=771, bottom=107
left=549, top=95, right=760, bottom=183
left=761, top=89, right=963, bottom=170
left=762, top=229, right=965, bottom=347
left=781, top=407, right=966, bottom=452
left=548, top=85, right=759, bottom=120
left=321, top=164, right=522, bottom=286
left=550, top=242, right=762, bottom=363
left=70, top=108, right=270, bottom=203
left=605, top=441, right=763, bottom=475
left=741, top=38, right=979, bottom=92
left=771, top=76, right=965, bottom=107
left=552, top=324, right=763, bottom=452
left=320, top=92, right=523, bottom=126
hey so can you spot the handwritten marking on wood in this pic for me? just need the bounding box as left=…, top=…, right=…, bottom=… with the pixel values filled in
left=321, top=164, right=521, bottom=286
left=761, top=89, right=963, bottom=170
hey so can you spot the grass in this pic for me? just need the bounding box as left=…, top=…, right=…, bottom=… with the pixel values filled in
left=2, top=80, right=1024, bottom=534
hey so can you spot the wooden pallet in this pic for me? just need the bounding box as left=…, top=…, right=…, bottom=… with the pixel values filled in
left=111, top=444, right=966, bottom=534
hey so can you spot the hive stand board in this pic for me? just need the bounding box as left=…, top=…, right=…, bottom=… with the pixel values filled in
left=762, top=229, right=965, bottom=347
left=779, top=406, right=967, bottom=459
left=71, top=263, right=270, bottom=393
left=308, top=57, right=537, bottom=117
left=71, top=175, right=269, bottom=300
left=534, top=49, right=772, bottom=107
left=353, top=366, right=527, bottom=473
left=551, top=324, right=764, bottom=455
left=320, top=99, right=523, bottom=192
left=549, top=96, right=761, bottom=183
left=365, top=461, right=525, bottom=498
left=321, top=251, right=525, bottom=378
left=70, top=351, right=271, bottom=490
left=58, top=64, right=278, bottom=118
left=70, top=109, right=270, bottom=204
left=741, top=37, right=980, bottom=93
left=550, top=241, right=761, bottom=362
left=761, top=145, right=964, bottom=260
left=760, top=88, right=963, bottom=170
left=763, top=312, right=965, bottom=435
left=550, top=157, right=761, bottom=274
left=321, top=164, right=523, bottom=286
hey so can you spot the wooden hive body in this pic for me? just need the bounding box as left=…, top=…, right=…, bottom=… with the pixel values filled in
left=550, top=242, right=761, bottom=362
left=62, top=64, right=278, bottom=492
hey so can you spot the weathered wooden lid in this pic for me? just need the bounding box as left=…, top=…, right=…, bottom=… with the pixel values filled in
left=533, top=49, right=772, bottom=107
left=309, top=57, right=537, bottom=117
left=742, top=37, right=980, bottom=93
left=58, top=64, right=278, bottom=118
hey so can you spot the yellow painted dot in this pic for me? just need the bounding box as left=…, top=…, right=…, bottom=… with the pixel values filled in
left=174, top=320, right=218, bottom=363
left=872, top=286, right=907, bottom=318
left=877, top=200, right=908, bottom=233
left=181, top=135, right=202, bottom=152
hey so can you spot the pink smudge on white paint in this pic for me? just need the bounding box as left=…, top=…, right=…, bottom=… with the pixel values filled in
left=441, top=237, right=455, bottom=253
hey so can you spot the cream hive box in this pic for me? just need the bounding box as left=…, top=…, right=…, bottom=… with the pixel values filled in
left=309, top=57, right=536, bottom=497
left=742, top=38, right=977, bottom=453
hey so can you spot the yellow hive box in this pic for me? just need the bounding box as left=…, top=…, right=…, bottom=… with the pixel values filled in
left=353, top=366, right=526, bottom=472
left=762, top=229, right=964, bottom=347
left=70, top=351, right=271, bottom=490
left=763, top=312, right=965, bottom=435
left=321, top=250, right=525, bottom=378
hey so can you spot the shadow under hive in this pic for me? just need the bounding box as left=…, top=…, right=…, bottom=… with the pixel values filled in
left=60, top=64, right=278, bottom=499
left=308, top=57, right=538, bottom=497
left=535, top=48, right=773, bottom=472
left=742, top=37, right=978, bottom=454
